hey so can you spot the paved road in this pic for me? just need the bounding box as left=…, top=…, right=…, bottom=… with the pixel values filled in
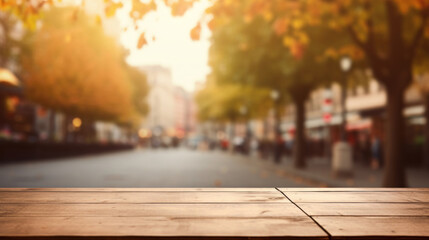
left=0, top=148, right=307, bottom=187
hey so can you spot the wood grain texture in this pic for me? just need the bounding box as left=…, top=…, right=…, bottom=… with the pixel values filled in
left=0, top=191, right=289, bottom=204
left=0, top=188, right=278, bottom=192
left=1, top=188, right=429, bottom=239
left=0, top=216, right=328, bottom=239
left=279, top=188, right=429, bottom=192
left=0, top=203, right=305, bottom=217
left=313, top=216, right=429, bottom=239
left=297, top=203, right=429, bottom=216
left=282, top=191, right=429, bottom=203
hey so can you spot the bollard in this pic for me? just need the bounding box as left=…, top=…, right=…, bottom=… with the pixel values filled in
left=332, top=141, right=353, bottom=178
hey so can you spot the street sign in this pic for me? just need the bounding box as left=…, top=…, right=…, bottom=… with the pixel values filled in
left=322, top=89, right=333, bottom=123
left=323, top=113, right=332, bottom=123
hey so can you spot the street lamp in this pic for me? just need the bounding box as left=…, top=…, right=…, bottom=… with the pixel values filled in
left=72, top=117, right=82, bottom=129
left=340, top=56, right=352, bottom=72
left=270, top=90, right=280, bottom=101
left=339, top=56, right=352, bottom=141
left=332, top=56, right=354, bottom=178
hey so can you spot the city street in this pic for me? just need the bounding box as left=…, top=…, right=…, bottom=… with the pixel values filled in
left=0, top=148, right=306, bottom=188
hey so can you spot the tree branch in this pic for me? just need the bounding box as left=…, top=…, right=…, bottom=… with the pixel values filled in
left=408, top=10, right=429, bottom=61
left=347, top=26, right=368, bottom=51
left=347, top=1, right=383, bottom=63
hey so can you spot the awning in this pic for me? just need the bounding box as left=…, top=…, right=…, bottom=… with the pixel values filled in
left=0, top=68, right=22, bottom=96
left=0, top=68, right=20, bottom=86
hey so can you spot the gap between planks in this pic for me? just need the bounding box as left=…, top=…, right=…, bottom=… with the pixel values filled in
left=275, top=187, right=333, bottom=240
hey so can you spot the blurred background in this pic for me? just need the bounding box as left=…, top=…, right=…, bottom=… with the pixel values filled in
left=0, top=0, right=428, bottom=188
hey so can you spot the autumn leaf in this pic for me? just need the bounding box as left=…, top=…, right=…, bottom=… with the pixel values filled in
left=130, top=0, right=156, bottom=21
left=290, top=42, right=304, bottom=60
left=190, top=23, right=201, bottom=41
left=207, top=18, right=216, bottom=30
left=273, top=17, right=289, bottom=36
left=137, top=32, right=147, bottom=49
left=170, top=0, right=195, bottom=16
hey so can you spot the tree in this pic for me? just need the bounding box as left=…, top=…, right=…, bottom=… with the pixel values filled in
left=125, top=65, right=150, bottom=119
left=195, top=76, right=272, bottom=124
left=0, top=12, right=21, bottom=69
left=208, top=1, right=346, bottom=168
left=5, top=0, right=429, bottom=186
left=0, top=0, right=199, bottom=48
left=243, top=0, right=429, bottom=186
left=22, top=7, right=134, bottom=123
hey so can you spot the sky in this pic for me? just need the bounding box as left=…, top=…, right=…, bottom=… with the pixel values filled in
left=115, top=1, right=212, bottom=92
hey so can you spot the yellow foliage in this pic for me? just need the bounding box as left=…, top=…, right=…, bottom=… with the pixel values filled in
left=23, top=7, right=134, bottom=122
left=283, top=36, right=294, bottom=47
left=292, top=19, right=304, bottom=30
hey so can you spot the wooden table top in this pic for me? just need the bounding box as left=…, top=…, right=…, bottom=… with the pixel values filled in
left=0, top=188, right=428, bottom=239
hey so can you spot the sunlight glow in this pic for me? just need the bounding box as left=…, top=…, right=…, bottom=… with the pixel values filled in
left=116, top=0, right=211, bottom=91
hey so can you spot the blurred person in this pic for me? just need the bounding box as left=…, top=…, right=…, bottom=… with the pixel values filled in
left=356, top=132, right=371, bottom=166
left=232, top=136, right=244, bottom=154
left=273, top=132, right=285, bottom=164
left=257, top=138, right=268, bottom=159
left=250, top=137, right=259, bottom=156
left=285, top=139, right=294, bottom=157
left=371, top=135, right=382, bottom=170
left=151, top=136, right=161, bottom=149
left=172, top=136, right=180, bottom=148
left=242, top=136, right=251, bottom=155
left=209, top=138, right=217, bottom=150
left=220, top=138, right=229, bottom=151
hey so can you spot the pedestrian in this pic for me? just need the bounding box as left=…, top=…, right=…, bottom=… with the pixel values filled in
left=371, top=135, right=381, bottom=169
left=273, top=132, right=284, bottom=164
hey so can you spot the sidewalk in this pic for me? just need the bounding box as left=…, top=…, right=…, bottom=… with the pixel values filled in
left=245, top=153, right=429, bottom=187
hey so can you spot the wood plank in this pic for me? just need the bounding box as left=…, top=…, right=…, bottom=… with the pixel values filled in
left=283, top=191, right=429, bottom=203
left=279, top=188, right=429, bottom=192
left=0, top=203, right=305, bottom=217
left=298, top=203, right=429, bottom=216
left=0, top=188, right=278, bottom=192
left=313, top=216, right=429, bottom=239
left=0, top=216, right=328, bottom=239
left=0, top=191, right=289, bottom=204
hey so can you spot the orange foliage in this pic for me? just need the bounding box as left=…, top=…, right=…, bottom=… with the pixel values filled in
left=23, top=8, right=134, bottom=122
left=5, top=0, right=429, bottom=63
left=167, top=0, right=196, bottom=16
left=190, top=23, right=201, bottom=40
left=273, top=17, right=289, bottom=36
left=137, top=32, right=148, bottom=49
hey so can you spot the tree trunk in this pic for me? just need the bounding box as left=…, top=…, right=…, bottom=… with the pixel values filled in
left=382, top=84, right=407, bottom=187
left=263, top=118, right=268, bottom=139
left=294, top=96, right=306, bottom=169
left=0, top=94, right=5, bottom=128
left=424, top=94, right=429, bottom=169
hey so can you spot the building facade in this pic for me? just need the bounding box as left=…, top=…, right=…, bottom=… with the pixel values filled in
left=139, top=66, right=176, bottom=135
